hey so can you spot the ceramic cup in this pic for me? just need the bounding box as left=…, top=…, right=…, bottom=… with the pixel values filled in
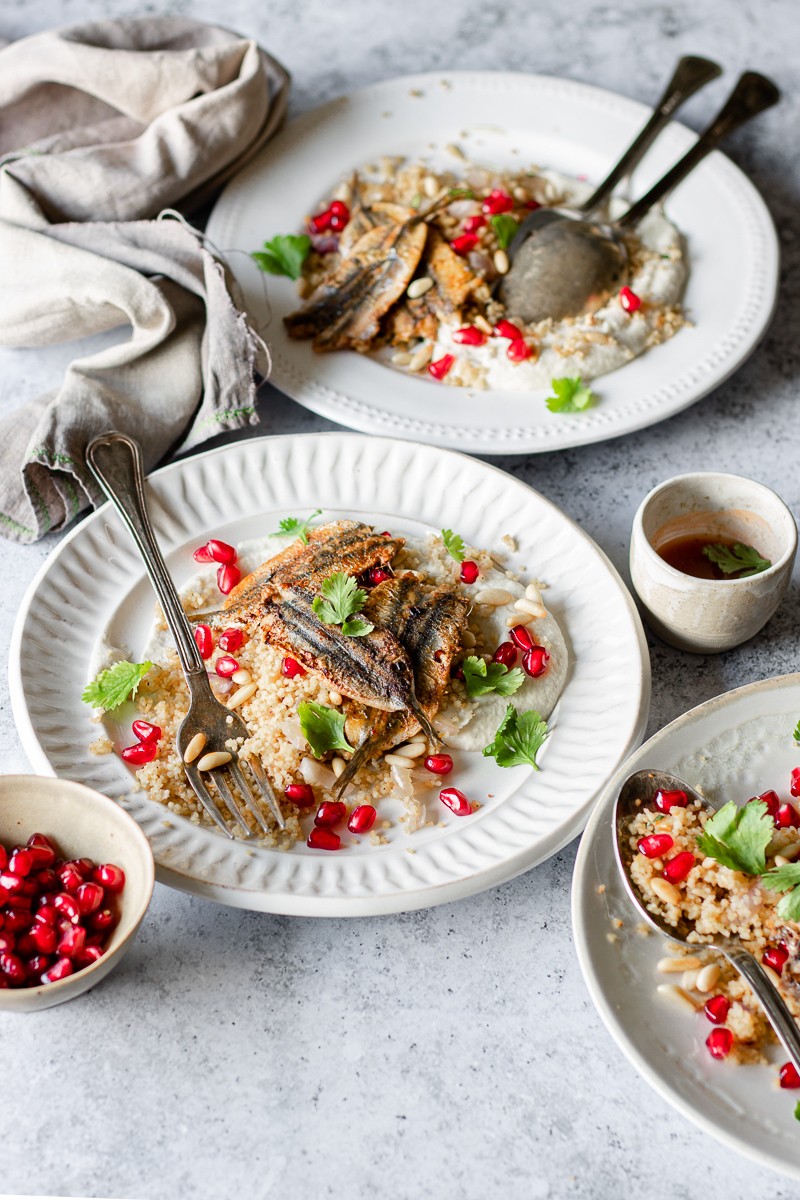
left=630, top=472, right=797, bottom=653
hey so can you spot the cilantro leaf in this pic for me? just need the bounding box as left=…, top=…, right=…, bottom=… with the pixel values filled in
left=297, top=700, right=354, bottom=758
left=482, top=704, right=549, bottom=770
left=312, top=572, right=374, bottom=636
left=82, top=660, right=153, bottom=713
left=441, top=528, right=465, bottom=563
left=794, top=1101, right=800, bottom=1123
left=545, top=376, right=597, bottom=415
left=251, top=234, right=311, bottom=280
left=794, top=720, right=800, bottom=744
left=490, top=213, right=518, bottom=250
left=761, top=862, right=800, bottom=920
left=695, top=800, right=773, bottom=875
left=462, top=655, right=525, bottom=698
left=270, top=508, right=322, bottom=545
left=702, top=542, right=772, bottom=578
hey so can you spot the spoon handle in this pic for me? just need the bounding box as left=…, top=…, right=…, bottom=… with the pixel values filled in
left=579, top=55, right=722, bottom=216
left=617, top=71, right=780, bottom=229
left=726, top=947, right=800, bottom=1074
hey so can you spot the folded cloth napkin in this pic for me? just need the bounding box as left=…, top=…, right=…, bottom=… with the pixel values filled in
left=0, top=17, right=290, bottom=543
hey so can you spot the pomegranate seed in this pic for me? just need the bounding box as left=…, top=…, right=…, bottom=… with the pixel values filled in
left=780, top=1062, right=800, bottom=1089
left=2, top=908, right=28, bottom=935
left=440, top=787, right=472, bottom=817
left=0, top=951, right=26, bottom=984
left=207, top=539, right=236, bottom=565
left=12, top=893, right=33, bottom=910
left=53, top=893, right=81, bottom=924
left=750, top=789, right=780, bottom=816
left=463, top=214, right=486, bottom=234
left=30, top=922, right=57, bottom=955
left=494, top=318, right=524, bottom=341
left=35, top=904, right=58, bottom=927
left=776, top=804, right=800, bottom=829
left=90, top=907, right=116, bottom=933
left=8, top=849, right=33, bottom=877
left=131, top=720, right=162, bottom=746
left=0, top=844, right=7, bottom=870
left=76, top=882, right=104, bottom=915
left=16, top=931, right=38, bottom=956
left=309, top=208, right=333, bottom=233
left=522, top=646, right=549, bottom=677
left=328, top=212, right=349, bottom=232
left=0, top=933, right=16, bottom=954
left=93, top=864, right=125, bottom=894
left=281, top=656, right=306, bottom=679
left=763, top=944, right=789, bottom=975
left=348, top=805, right=377, bottom=834
left=217, top=563, right=241, bottom=594
left=663, top=851, right=695, bottom=883
left=41, top=957, right=74, bottom=984
left=654, top=789, right=689, bottom=814
left=428, top=354, right=455, bottom=381
left=329, top=200, right=350, bottom=222
left=315, top=801, right=346, bottom=828
left=619, top=286, right=642, bottom=314
left=0, top=868, right=23, bottom=893
left=450, top=232, right=479, bottom=255
left=121, top=741, right=158, bottom=767
left=493, top=642, right=518, bottom=669
left=73, top=858, right=94, bottom=876
left=525, top=199, right=542, bottom=211
left=510, top=625, right=534, bottom=651
left=28, top=955, right=52, bottom=977
left=482, top=188, right=514, bottom=214
left=460, top=560, right=479, bottom=584
left=34, top=868, right=58, bottom=892
left=424, top=754, right=453, bottom=776
left=194, top=624, right=214, bottom=660
left=215, top=656, right=240, bottom=678
left=507, top=338, right=532, bottom=363
left=452, top=325, right=487, bottom=347
left=284, top=783, right=315, bottom=808
left=27, top=832, right=56, bottom=855
left=380, top=531, right=392, bottom=537
left=0, top=978, right=8, bottom=989
left=791, top=769, right=800, bottom=798
left=637, top=833, right=674, bottom=859
left=58, top=864, right=84, bottom=893
left=218, top=628, right=245, bottom=653
left=706, top=1027, right=733, bottom=1060
left=74, top=944, right=104, bottom=969
left=57, top=924, right=87, bottom=958
left=307, top=828, right=340, bottom=851
left=369, top=567, right=393, bottom=585
left=26, top=845, right=55, bottom=870
left=192, top=543, right=214, bottom=563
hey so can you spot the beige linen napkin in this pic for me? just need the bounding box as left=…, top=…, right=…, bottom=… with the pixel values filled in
left=0, top=17, right=290, bottom=543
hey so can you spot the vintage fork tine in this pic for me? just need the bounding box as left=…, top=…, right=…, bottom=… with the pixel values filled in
left=183, top=767, right=237, bottom=840
left=242, top=754, right=287, bottom=829
left=228, top=761, right=273, bottom=836
left=210, top=771, right=254, bottom=838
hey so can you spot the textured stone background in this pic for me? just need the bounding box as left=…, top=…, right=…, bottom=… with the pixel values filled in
left=0, top=1, right=798, bottom=1197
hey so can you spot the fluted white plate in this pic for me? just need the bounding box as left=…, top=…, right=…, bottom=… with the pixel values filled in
left=10, top=433, right=649, bottom=915
left=573, top=674, right=800, bottom=1180
left=206, top=70, right=778, bottom=455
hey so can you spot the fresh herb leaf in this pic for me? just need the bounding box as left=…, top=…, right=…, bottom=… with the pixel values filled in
left=462, top=655, right=525, bottom=698
left=795, top=1101, right=800, bottom=1123
left=702, top=542, right=772, bottom=577
left=447, top=187, right=474, bottom=201
left=545, top=376, right=597, bottom=414
left=270, top=508, right=322, bottom=545
left=82, top=660, right=153, bottom=712
left=794, top=719, right=800, bottom=744
left=251, top=234, right=311, bottom=280
left=482, top=704, right=549, bottom=771
left=695, top=800, right=773, bottom=875
left=760, top=861, right=800, bottom=920
left=441, top=528, right=465, bottom=563
left=297, top=700, right=354, bottom=758
left=490, top=213, right=518, bottom=250
left=312, top=572, right=374, bottom=636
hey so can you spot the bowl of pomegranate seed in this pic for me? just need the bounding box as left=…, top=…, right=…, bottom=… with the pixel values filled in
left=0, top=775, right=154, bottom=1011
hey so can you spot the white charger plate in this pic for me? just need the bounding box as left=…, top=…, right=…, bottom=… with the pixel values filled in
left=572, top=673, right=800, bottom=1180
left=10, top=433, right=649, bottom=915
left=206, top=70, right=779, bottom=456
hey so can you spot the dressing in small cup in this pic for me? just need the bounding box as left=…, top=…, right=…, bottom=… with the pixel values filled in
left=630, top=472, right=797, bottom=653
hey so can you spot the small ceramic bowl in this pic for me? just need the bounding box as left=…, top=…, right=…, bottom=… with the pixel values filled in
left=0, top=775, right=154, bottom=1012
left=630, top=472, right=797, bottom=653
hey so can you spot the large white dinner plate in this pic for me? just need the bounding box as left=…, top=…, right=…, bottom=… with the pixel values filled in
left=206, top=71, right=778, bottom=456
left=573, top=673, right=800, bottom=1180
left=10, top=433, right=649, bottom=915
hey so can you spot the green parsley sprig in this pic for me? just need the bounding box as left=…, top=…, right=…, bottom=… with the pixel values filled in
left=441, top=528, right=465, bottom=563
left=269, top=508, right=322, bottom=545
left=252, top=234, right=311, bottom=280
left=312, top=572, right=374, bottom=637
left=462, top=656, right=525, bottom=699
left=297, top=701, right=354, bottom=758
left=545, top=376, right=597, bottom=415
left=702, top=542, right=772, bottom=578
left=482, top=705, right=549, bottom=770
left=82, top=660, right=153, bottom=713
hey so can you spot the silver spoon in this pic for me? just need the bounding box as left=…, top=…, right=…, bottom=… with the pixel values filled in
left=498, top=71, right=780, bottom=324
left=615, top=768, right=800, bottom=1075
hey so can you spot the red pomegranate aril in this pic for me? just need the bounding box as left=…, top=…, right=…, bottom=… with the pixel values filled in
left=284, top=783, right=316, bottom=808
left=452, top=325, right=487, bottom=347
left=780, top=1062, right=800, bottom=1089
left=0, top=871, right=23, bottom=895
left=206, top=539, right=237, bottom=565
left=0, top=952, right=26, bottom=984
left=637, top=833, right=675, bottom=859
left=0, top=933, right=16, bottom=954
left=41, top=957, right=73, bottom=984
left=460, top=560, right=479, bottom=584
left=493, top=642, right=518, bottom=669
left=307, top=828, right=341, bottom=851
left=424, top=753, right=454, bottom=776
left=510, top=624, right=534, bottom=651
left=90, top=907, right=116, bottom=933
left=482, top=188, right=514, bottom=214
left=76, top=882, right=104, bottom=915
left=131, top=720, right=162, bottom=745
left=34, top=869, right=58, bottom=893
left=215, top=656, right=240, bottom=678
left=654, top=788, right=689, bottom=814
left=522, top=646, right=549, bottom=677
left=619, top=286, right=642, bottom=314
left=13, top=893, right=33, bottom=910
left=27, top=832, right=56, bottom=855
left=763, top=944, right=789, bottom=975
left=192, top=543, right=214, bottom=563
left=16, top=932, right=37, bottom=957
left=218, top=628, right=245, bottom=653
left=35, top=904, right=58, bottom=927
left=217, top=563, right=241, bottom=595
left=776, top=803, right=800, bottom=829
left=194, top=623, right=214, bottom=660
left=309, top=208, right=333, bottom=233
left=450, top=232, right=479, bottom=255
left=348, top=805, right=377, bottom=834
left=26, top=844, right=56, bottom=870
left=507, top=338, right=533, bottom=363
left=93, top=864, right=125, bottom=894
left=791, top=769, right=800, bottom=798
left=9, top=848, right=33, bottom=877
left=328, top=200, right=350, bottom=221
left=494, top=318, right=524, bottom=341
left=0, top=885, right=9, bottom=908
left=463, top=214, right=486, bottom=234
left=440, top=787, right=472, bottom=817
left=74, top=858, right=94, bottom=876
left=428, top=354, right=455, bottom=381
left=57, top=925, right=86, bottom=958
left=525, top=199, right=542, bottom=211
left=663, top=851, right=695, bottom=883
left=281, top=656, right=306, bottom=679
left=315, top=801, right=347, bottom=828
left=369, top=567, right=393, bottom=585
left=121, top=741, right=158, bottom=767
left=53, top=893, right=81, bottom=924
left=0, top=844, right=7, bottom=871
left=28, top=955, right=52, bottom=977
left=706, top=1027, right=733, bottom=1060
left=751, top=789, right=780, bottom=816
left=19, top=877, right=38, bottom=897
left=74, top=944, right=104, bottom=969
left=328, top=212, right=348, bottom=232
left=58, top=864, right=84, bottom=893
left=30, top=922, right=57, bottom=955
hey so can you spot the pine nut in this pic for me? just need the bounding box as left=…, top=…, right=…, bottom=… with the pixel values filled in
left=657, top=955, right=702, bottom=974
left=331, top=757, right=346, bottom=779
left=227, top=682, right=258, bottom=709
left=654, top=820, right=672, bottom=834
left=493, top=249, right=509, bottom=275
left=408, top=343, right=433, bottom=371
left=681, top=969, right=700, bottom=991
left=423, top=175, right=439, bottom=197
left=514, top=597, right=547, bottom=618
left=197, top=750, right=232, bottom=771
left=384, top=753, right=414, bottom=769
left=506, top=613, right=535, bottom=628
left=183, top=732, right=207, bottom=763
left=391, top=350, right=412, bottom=366
left=328, top=690, right=343, bottom=706
left=407, top=277, right=434, bottom=300
left=763, top=964, right=782, bottom=988
left=473, top=314, right=493, bottom=334
left=696, top=964, right=721, bottom=993
left=774, top=855, right=790, bottom=867
left=512, top=186, right=528, bottom=202
left=656, top=983, right=700, bottom=1013
left=461, top=629, right=476, bottom=647
left=394, top=742, right=426, bottom=759
left=231, top=669, right=251, bottom=686
left=525, top=582, right=544, bottom=604
left=475, top=587, right=515, bottom=606
left=651, top=877, right=682, bottom=906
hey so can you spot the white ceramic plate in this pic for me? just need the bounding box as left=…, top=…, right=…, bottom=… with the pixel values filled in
left=10, top=433, right=649, bottom=915
left=573, top=673, right=800, bottom=1180
left=206, top=70, right=778, bottom=456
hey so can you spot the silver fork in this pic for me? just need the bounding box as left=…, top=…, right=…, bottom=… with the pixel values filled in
left=86, top=432, right=284, bottom=839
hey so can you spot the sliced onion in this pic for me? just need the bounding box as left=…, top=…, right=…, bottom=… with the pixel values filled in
left=300, top=756, right=336, bottom=790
